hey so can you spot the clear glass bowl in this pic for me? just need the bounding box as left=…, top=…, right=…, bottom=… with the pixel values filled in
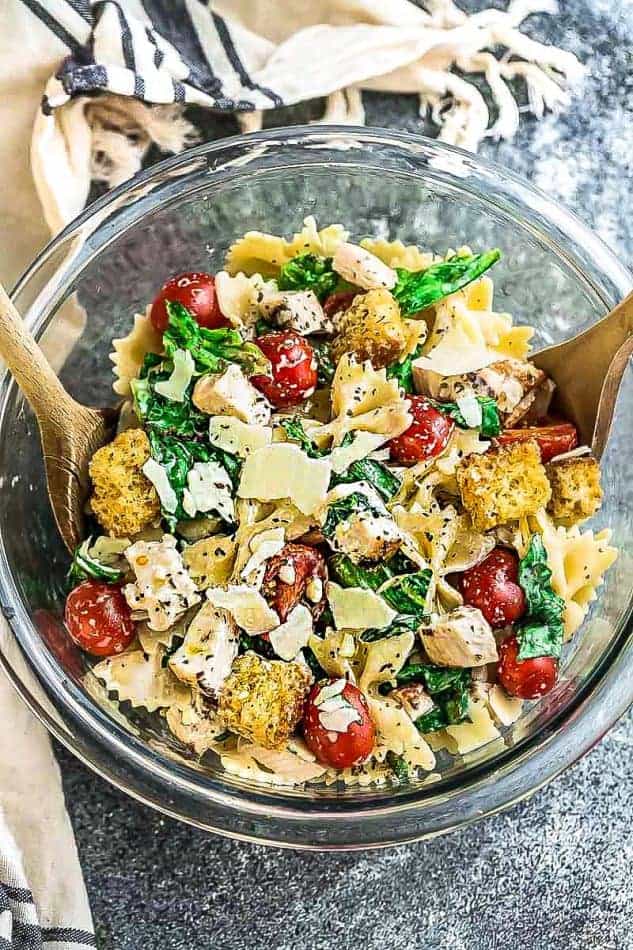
left=1, top=127, right=632, bottom=849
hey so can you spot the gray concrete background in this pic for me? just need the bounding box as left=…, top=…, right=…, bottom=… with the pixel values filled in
left=56, top=2, right=633, bottom=947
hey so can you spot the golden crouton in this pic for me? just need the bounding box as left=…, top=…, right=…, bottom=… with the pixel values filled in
left=218, top=652, right=312, bottom=749
left=330, top=289, right=407, bottom=369
left=546, top=456, right=602, bottom=526
left=89, top=429, right=160, bottom=537
left=456, top=440, right=551, bottom=531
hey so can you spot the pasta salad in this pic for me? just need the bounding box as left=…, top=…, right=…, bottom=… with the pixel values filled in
left=63, top=218, right=618, bottom=787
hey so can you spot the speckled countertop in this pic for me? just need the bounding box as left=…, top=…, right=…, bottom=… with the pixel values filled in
left=56, top=3, right=633, bottom=948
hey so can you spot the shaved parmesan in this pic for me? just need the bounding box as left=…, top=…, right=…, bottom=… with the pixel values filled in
left=206, top=585, right=279, bottom=634
left=487, top=685, right=523, bottom=726
left=327, top=582, right=396, bottom=631
left=314, top=679, right=346, bottom=706
left=186, top=460, right=235, bottom=523
left=238, top=443, right=331, bottom=515
left=456, top=393, right=482, bottom=429
left=142, top=458, right=178, bottom=514
left=413, top=346, right=497, bottom=378
left=319, top=704, right=362, bottom=733
left=329, top=431, right=387, bottom=474
left=241, top=527, right=286, bottom=582
left=269, top=604, right=313, bottom=661
left=208, top=416, right=272, bottom=458
left=154, top=348, right=195, bottom=402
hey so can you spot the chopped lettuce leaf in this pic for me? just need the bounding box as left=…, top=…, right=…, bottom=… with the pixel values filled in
left=433, top=395, right=501, bottom=437
left=164, top=301, right=269, bottom=376
left=392, top=250, right=501, bottom=316
left=68, top=537, right=123, bottom=585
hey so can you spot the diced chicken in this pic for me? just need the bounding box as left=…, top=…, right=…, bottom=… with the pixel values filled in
left=413, top=357, right=552, bottom=426
left=169, top=602, right=239, bottom=702
left=332, top=242, right=397, bottom=291
left=420, top=606, right=498, bottom=668
left=193, top=363, right=271, bottom=424
left=123, top=535, right=200, bottom=632
left=260, top=290, right=332, bottom=336
left=166, top=692, right=226, bottom=755
left=334, top=511, right=402, bottom=564
left=391, top=682, right=434, bottom=721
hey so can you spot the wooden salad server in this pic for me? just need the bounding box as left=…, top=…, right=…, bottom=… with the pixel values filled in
left=532, top=288, right=633, bottom=459
left=0, top=284, right=118, bottom=553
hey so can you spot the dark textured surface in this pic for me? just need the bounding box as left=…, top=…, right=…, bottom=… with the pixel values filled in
left=57, top=3, right=633, bottom=948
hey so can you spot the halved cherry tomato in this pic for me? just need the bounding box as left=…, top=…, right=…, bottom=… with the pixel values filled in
left=64, top=581, right=135, bottom=657
left=251, top=331, right=318, bottom=408
left=389, top=395, right=454, bottom=465
left=496, top=421, right=578, bottom=463
left=461, top=548, right=526, bottom=629
left=303, top=680, right=376, bottom=768
left=150, top=271, right=229, bottom=332
left=497, top=633, right=558, bottom=699
left=323, top=291, right=357, bottom=319
left=262, top=543, right=327, bottom=622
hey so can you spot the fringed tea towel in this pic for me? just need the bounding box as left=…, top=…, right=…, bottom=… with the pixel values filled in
left=20, top=0, right=583, bottom=239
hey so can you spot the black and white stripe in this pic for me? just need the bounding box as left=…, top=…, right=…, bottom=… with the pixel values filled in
left=25, top=0, right=286, bottom=116
left=0, top=881, right=95, bottom=949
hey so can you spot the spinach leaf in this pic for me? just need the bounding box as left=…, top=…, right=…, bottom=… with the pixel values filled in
left=329, top=552, right=411, bottom=591
left=68, top=537, right=123, bottom=585
left=433, top=395, right=501, bottom=438
left=386, top=344, right=424, bottom=394
left=381, top=571, right=432, bottom=617
left=131, top=371, right=207, bottom=439
left=148, top=431, right=240, bottom=528
left=255, top=318, right=275, bottom=336
left=330, top=457, right=401, bottom=501
left=164, top=301, right=270, bottom=376
left=386, top=751, right=409, bottom=781
left=414, top=670, right=472, bottom=733
left=303, top=646, right=328, bottom=681
left=360, top=614, right=420, bottom=643
left=279, top=416, right=327, bottom=458
left=516, top=534, right=566, bottom=660
left=239, top=632, right=277, bottom=660
left=392, top=249, right=501, bottom=316
left=278, top=253, right=339, bottom=301
left=311, top=339, right=336, bottom=386
left=321, top=491, right=383, bottom=539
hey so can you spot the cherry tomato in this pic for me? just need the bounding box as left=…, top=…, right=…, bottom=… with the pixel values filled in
left=461, top=548, right=526, bottom=629
left=64, top=581, right=135, bottom=657
left=262, top=543, right=327, bottom=622
left=251, top=331, right=318, bottom=408
left=303, top=680, right=376, bottom=768
left=389, top=395, right=454, bottom=465
left=150, top=271, right=229, bottom=332
left=497, top=634, right=558, bottom=699
left=323, top=291, right=357, bottom=319
left=496, top=421, right=578, bottom=463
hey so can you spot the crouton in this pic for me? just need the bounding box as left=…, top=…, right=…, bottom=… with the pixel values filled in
left=546, top=456, right=602, bottom=526
left=330, top=289, right=407, bottom=369
left=218, top=652, right=312, bottom=749
left=89, top=429, right=160, bottom=537
left=456, top=440, right=551, bottom=531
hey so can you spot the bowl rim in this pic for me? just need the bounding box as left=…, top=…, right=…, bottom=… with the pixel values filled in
left=2, top=124, right=632, bottom=849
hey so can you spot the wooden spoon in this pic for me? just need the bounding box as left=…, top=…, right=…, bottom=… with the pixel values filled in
left=531, top=289, right=633, bottom=459
left=0, top=284, right=118, bottom=553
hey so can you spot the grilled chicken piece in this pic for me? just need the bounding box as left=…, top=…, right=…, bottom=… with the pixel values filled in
left=193, top=363, right=271, bottom=424
left=260, top=290, right=332, bottom=336
left=391, top=682, right=435, bottom=721
left=420, top=606, right=498, bottom=668
left=333, top=511, right=402, bottom=564
left=332, top=242, right=397, bottom=291
left=413, top=357, right=552, bottom=426
left=169, top=602, right=239, bottom=702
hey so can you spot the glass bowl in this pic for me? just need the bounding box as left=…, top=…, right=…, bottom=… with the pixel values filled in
left=1, top=127, right=632, bottom=850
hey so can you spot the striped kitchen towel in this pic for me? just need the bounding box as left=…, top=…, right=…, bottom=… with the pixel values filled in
left=24, top=0, right=584, bottom=236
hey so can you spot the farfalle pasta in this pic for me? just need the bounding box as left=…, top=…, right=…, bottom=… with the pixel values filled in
left=59, top=219, right=616, bottom=789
